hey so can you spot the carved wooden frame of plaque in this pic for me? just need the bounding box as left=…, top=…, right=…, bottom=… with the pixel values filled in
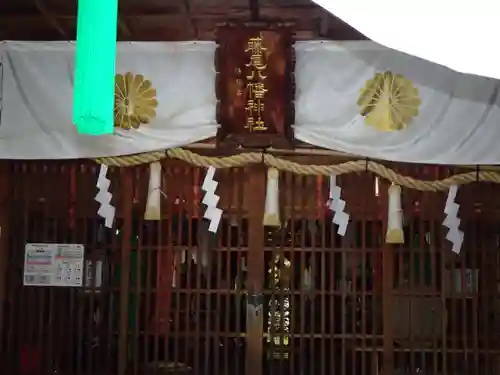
left=215, top=23, right=296, bottom=149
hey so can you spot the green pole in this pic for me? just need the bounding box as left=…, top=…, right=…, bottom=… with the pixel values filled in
left=73, top=0, right=119, bottom=135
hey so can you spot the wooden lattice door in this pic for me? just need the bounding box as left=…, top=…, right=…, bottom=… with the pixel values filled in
left=3, top=161, right=500, bottom=375
left=245, top=168, right=390, bottom=375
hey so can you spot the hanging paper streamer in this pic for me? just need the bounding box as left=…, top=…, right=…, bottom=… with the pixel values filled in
left=95, top=165, right=115, bottom=228
left=201, top=166, right=222, bottom=233
left=443, top=185, right=464, bottom=254
left=263, top=168, right=281, bottom=227
left=144, top=162, right=162, bottom=220
left=327, top=175, right=350, bottom=236
left=386, top=183, right=404, bottom=244
left=73, top=0, right=119, bottom=135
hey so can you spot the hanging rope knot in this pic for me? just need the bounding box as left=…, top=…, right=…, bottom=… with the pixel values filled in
left=261, top=148, right=267, bottom=165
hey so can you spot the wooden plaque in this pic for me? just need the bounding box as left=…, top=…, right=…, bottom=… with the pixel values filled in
left=215, top=25, right=295, bottom=149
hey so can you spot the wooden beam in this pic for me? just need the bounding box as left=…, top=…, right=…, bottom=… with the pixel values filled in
left=380, top=183, right=395, bottom=375
left=117, top=169, right=133, bottom=375
left=249, top=0, right=260, bottom=21
left=33, top=0, right=68, bottom=39
left=0, top=29, right=70, bottom=41
left=0, top=25, right=365, bottom=42
left=0, top=162, right=11, bottom=357
left=2, top=6, right=322, bottom=22
left=1, top=7, right=367, bottom=41
left=245, top=165, right=266, bottom=375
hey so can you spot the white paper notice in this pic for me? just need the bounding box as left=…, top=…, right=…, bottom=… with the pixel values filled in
left=24, top=243, right=84, bottom=287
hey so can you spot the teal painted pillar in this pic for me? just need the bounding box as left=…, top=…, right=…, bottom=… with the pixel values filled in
left=73, top=0, right=119, bottom=135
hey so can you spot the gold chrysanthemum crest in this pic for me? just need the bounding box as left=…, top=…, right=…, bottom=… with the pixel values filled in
left=357, top=71, right=421, bottom=132
left=114, top=72, right=158, bottom=130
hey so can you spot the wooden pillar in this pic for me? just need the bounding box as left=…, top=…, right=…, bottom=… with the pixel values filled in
left=118, top=167, right=133, bottom=375
left=380, top=180, right=394, bottom=375
left=245, top=165, right=266, bottom=375
left=0, top=161, right=10, bottom=354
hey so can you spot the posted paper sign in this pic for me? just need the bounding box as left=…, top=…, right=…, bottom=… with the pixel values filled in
left=24, top=243, right=84, bottom=287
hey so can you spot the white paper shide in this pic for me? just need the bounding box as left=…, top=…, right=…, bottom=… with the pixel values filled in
left=201, top=166, right=222, bottom=233
left=443, top=185, right=464, bottom=254
left=95, top=164, right=115, bottom=228
left=327, top=175, right=349, bottom=236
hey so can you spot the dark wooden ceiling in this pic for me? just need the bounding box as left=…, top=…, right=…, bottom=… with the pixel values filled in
left=0, top=0, right=366, bottom=41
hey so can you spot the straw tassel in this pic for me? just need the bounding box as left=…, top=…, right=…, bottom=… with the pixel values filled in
left=144, top=162, right=162, bottom=220
left=386, top=183, right=404, bottom=244
left=263, top=167, right=280, bottom=227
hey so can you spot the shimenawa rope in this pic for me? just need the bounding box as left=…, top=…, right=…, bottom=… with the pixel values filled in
left=94, top=148, right=500, bottom=192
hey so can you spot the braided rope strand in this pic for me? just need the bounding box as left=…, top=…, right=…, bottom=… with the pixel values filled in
left=93, top=148, right=500, bottom=192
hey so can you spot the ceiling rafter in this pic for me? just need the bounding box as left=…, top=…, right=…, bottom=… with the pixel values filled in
left=33, top=0, right=68, bottom=39
left=117, top=2, right=132, bottom=39
left=118, top=18, right=132, bottom=39
left=33, top=0, right=133, bottom=40
left=0, top=1, right=366, bottom=41
left=1, top=6, right=324, bottom=24
left=180, top=0, right=198, bottom=39
left=319, top=12, right=330, bottom=37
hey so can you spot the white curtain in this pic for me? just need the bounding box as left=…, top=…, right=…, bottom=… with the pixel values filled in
left=294, top=41, right=500, bottom=165
left=311, top=0, right=499, bottom=79
left=2, top=40, right=500, bottom=165
left=0, top=41, right=218, bottom=159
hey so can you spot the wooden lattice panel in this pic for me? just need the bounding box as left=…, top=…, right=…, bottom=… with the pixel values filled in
left=1, top=161, right=500, bottom=375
